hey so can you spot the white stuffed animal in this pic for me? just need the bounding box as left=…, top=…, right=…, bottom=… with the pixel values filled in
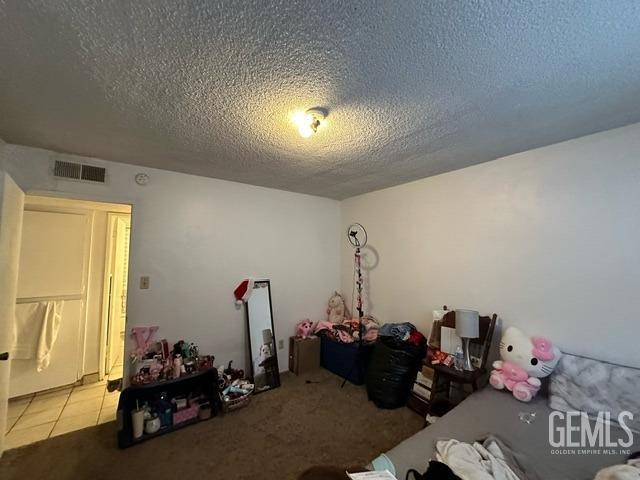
left=327, top=291, right=347, bottom=324
left=490, top=326, right=562, bottom=402
left=254, top=343, right=272, bottom=375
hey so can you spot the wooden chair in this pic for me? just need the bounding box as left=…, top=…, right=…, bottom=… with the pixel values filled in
left=426, top=310, right=497, bottom=416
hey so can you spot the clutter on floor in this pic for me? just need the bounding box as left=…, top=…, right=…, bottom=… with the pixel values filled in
left=314, top=292, right=380, bottom=384
left=379, top=322, right=426, bottom=347
left=406, top=365, right=435, bottom=418
left=313, top=292, right=380, bottom=344
left=119, top=278, right=285, bottom=447
left=119, top=325, right=253, bottom=447
left=118, top=365, right=222, bottom=448
left=289, top=291, right=380, bottom=385
left=410, top=309, right=498, bottom=421
left=220, top=361, right=254, bottom=412
left=0, top=369, right=424, bottom=479
left=366, top=323, right=427, bottom=409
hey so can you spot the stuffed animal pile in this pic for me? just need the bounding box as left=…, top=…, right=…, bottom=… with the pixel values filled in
left=489, top=327, right=561, bottom=402
left=294, top=292, right=379, bottom=344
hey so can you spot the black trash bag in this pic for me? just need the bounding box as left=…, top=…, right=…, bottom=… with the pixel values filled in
left=366, top=336, right=426, bottom=409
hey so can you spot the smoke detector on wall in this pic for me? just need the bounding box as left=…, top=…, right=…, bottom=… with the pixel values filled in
left=134, top=173, right=149, bottom=185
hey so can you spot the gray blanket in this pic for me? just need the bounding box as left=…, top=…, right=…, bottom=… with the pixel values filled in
left=549, top=353, right=640, bottom=433
left=379, top=388, right=639, bottom=480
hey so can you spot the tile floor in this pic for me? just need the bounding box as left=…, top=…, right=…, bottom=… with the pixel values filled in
left=5, top=362, right=123, bottom=450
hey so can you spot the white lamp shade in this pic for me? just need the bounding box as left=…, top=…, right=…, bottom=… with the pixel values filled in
left=262, top=329, right=273, bottom=344
left=455, top=309, right=479, bottom=338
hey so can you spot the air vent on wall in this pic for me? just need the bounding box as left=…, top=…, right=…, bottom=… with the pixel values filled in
left=80, top=164, right=106, bottom=183
left=53, top=160, right=107, bottom=184
left=53, top=160, right=81, bottom=179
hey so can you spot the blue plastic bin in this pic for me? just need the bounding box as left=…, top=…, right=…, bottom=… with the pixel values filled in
left=319, top=334, right=372, bottom=385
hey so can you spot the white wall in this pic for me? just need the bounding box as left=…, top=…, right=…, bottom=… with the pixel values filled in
left=0, top=145, right=341, bottom=378
left=341, top=123, right=640, bottom=368
left=4, top=121, right=638, bottom=378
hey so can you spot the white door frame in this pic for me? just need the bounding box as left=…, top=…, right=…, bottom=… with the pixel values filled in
left=0, top=173, right=25, bottom=457
left=99, top=212, right=131, bottom=379
left=9, top=189, right=135, bottom=385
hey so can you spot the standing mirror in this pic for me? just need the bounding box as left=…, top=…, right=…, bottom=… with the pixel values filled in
left=246, top=280, right=280, bottom=392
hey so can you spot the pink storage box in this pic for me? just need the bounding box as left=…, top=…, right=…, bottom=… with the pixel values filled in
left=173, top=404, right=199, bottom=425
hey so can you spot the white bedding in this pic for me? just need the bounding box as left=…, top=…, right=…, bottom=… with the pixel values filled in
left=435, top=437, right=525, bottom=480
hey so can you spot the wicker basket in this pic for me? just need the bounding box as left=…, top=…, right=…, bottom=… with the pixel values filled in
left=222, top=390, right=253, bottom=413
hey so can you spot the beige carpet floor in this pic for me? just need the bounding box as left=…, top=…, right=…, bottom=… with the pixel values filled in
left=0, top=369, right=423, bottom=479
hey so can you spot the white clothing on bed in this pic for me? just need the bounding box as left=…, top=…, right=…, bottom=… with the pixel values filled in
left=435, top=438, right=521, bottom=480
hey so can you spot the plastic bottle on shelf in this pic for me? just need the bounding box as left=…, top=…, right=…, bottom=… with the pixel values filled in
left=454, top=346, right=464, bottom=371
left=173, top=354, right=182, bottom=378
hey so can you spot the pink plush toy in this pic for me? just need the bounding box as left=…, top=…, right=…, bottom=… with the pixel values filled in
left=295, top=319, right=315, bottom=339
left=489, top=327, right=561, bottom=402
left=130, top=325, right=159, bottom=361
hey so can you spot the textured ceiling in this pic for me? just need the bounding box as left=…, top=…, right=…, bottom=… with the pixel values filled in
left=1, top=1, right=640, bottom=199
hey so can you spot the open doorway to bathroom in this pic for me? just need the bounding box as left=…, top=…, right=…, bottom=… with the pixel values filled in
left=102, top=213, right=131, bottom=385
left=5, top=195, right=132, bottom=450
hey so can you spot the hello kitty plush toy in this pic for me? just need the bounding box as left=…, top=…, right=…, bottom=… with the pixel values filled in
left=295, top=319, right=315, bottom=339
left=489, top=326, right=561, bottom=402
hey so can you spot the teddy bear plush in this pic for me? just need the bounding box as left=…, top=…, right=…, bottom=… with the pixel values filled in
left=489, top=326, right=561, bottom=402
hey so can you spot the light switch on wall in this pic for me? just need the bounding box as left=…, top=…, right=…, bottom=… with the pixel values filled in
left=140, top=276, right=150, bottom=289
left=278, top=339, right=284, bottom=350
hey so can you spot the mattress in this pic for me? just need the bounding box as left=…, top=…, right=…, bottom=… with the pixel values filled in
left=381, top=387, right=639, bottom=479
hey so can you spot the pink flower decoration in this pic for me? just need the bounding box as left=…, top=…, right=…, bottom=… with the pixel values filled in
left=531, top=336, right=555, bottom=361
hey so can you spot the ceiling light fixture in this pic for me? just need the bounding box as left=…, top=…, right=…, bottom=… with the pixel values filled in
left=292, top=108, right=326, bottom=138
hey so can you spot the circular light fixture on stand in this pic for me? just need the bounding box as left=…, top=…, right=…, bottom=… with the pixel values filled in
left=347, top=223, right=367, bottom=249
left=292, top=108, right=326, bottom=138
left=340, top=223, right=368, bottom=388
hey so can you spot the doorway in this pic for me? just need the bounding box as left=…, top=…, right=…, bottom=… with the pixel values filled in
left=5, top=195, right=132, bottom=449
left=103, top=213, right=131, bottom=382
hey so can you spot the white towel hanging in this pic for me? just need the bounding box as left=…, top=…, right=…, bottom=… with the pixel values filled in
left=12, top=301, right=64, bottom=371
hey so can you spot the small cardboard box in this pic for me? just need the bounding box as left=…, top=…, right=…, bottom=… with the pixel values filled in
left=421, top=365, right=435, bottom=381
left=289, top=336, right=321, bottom=375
